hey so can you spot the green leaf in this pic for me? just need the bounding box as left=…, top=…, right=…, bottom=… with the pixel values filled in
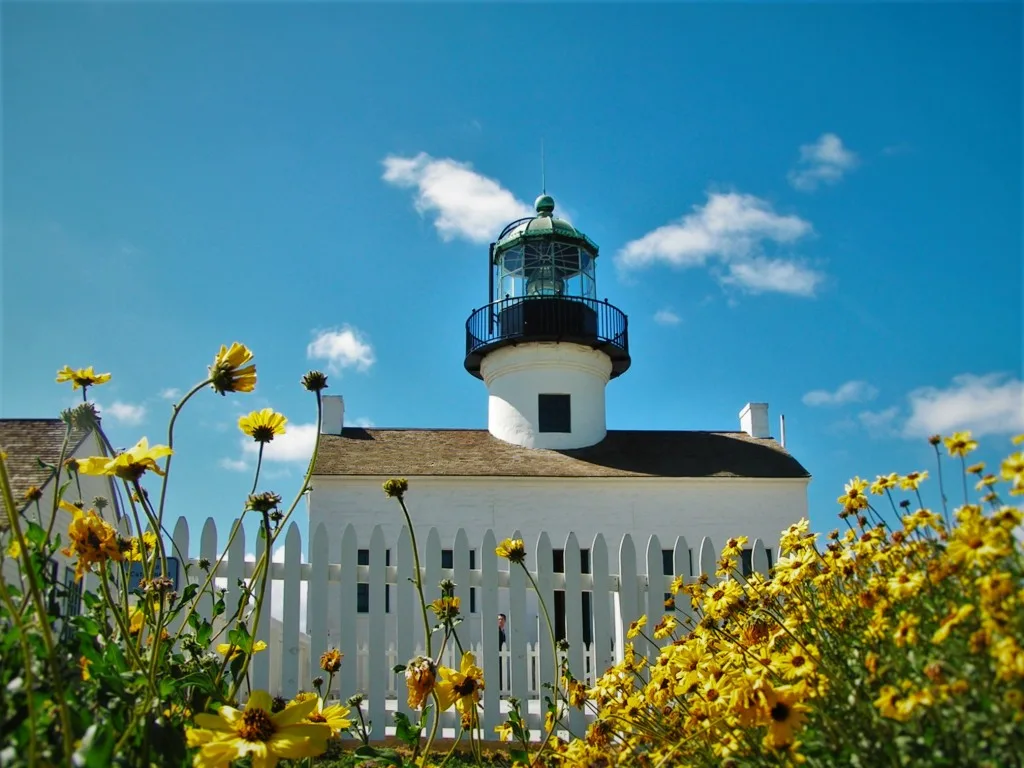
left=24, top=522, right=47, bottom=547
left=392, top=711, right=422, bottom=747
left=177, top=583, right=199, bottom=608
left=196, top=622, right=213, bottom=648
left=392, top=663, right=407, bottom=674
left=510, top=748, right=530, bottom=765
left=159, top=676, right=176, bottom=697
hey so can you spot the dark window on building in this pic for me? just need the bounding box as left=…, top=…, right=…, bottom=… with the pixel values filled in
left=688, top=548, right=694, bottom=575
left=554, top=590, right=566, bottom=642
left=553, top=549, right=565, bottom=573
left=741, top=548, right=753, bottom=577
left=357, top=583, right=369, bottom=613
left=469, top=549, right=477, bottom=569
left=580, top=549, right=591, bottom=574
left=538, top=394, right=571, bottom=433
left=470, top=587, right=477, bottom=614
left=357, top=549, right=369, bottom=566
left=766, top=547, right=774, bottom=570
left=441, top=549, right=453, bottom=569
left=582, top=592, right=593, bottom=647
left=665, top=592, right=673, bottom=607
left=662, top=549, right=674, bottom=576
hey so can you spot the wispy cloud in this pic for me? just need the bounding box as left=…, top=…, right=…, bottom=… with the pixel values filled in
left=241, top=422, right=318, bottom=464
left=101, top=400, right=147, bottom=426
left=307, top=326, right=375, bottom=374
left=616, top=192, right=822, bottom=297
left=219, top=457, right=249, bottom=472
left=382, top=152, right=532, bottom=243
left=653, top=309, right=682, bottom=326
left=788, top=133, right=858, bottom=191
left=855, top=373, right=1024, bottom=440
left=351, top=417, right=375, bottom=428
left=902, top=373, right=1024, bottom=438
left=803, top=380, right=879, bottom=407
left=160, top=388, right=181, bottom=400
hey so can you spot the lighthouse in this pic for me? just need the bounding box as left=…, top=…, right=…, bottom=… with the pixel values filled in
left=464, top=194, right=631, bottom=450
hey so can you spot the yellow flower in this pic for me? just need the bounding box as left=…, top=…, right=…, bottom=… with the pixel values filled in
left=6, top=538, right=22, bottom=559
left=79, top=656, right=92, bottom=681
left=900, top=471, right=929, bottom=491
left=874, top=685, right=910, bottom=722
left=209, top=342, right=257, bottom=396
left=23, top=485, right=43, bottom=502
left=217, top=640, right=269, bottom=660
left=626, top=615, right=647, bottom=639
left=129, top=531, right=158, bottom=563
left=652, top=615, right=678, bottom=640
left=870, top=473, right=899, bottom=495
left=703, top=578, right=745, bottom=620
left=303, top=697, right=352, bottom=737
left=430, top=595, right=461, bottom=622
left=495, top=538, right=526, bottom=564
left=761, top=685, right=807, bottom=749
left=61, top=506, right=123, bottom=580
left=76, top=437, right=172, bottom=482
left=966, top=461, right=986, bottom=475
left=405, top=656, right=436, bottom=710
left=56, top=365, right=111, bottom=390
left=976, top=474, right=998, bottom=490
left=239, top=409, right=287, bottom=443
left=944, top=431, right=978, bottom=457
left=722, top=535, right=749, bottom=557
left=435, top=651, right=485, bottom=717
left=893, top=613, right=920, bottom=647
left=1000, top=452, right=1024, bottom=493
left=931, top=604, right=974, bottom=644
left=186, top=690, right=331, bottom=768
left=837, top=477, right=869, bottom=510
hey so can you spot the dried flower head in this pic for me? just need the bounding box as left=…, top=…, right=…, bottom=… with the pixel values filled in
left=63, top=403, right=102, bottom=431
left=64, top=457, right=80, bottom=473
left=405, top=656, right=436, bottom=710
left=23, top=486, right=43, bottom=502
left=382, top=478, right=409, bottom=500
left=91, top=495, right=109, bottom=510
left=301, top=370, right=329, bottom=393
left=247, top=492, right=282, bottom=514
left=320, top=649, right=343, bottom=673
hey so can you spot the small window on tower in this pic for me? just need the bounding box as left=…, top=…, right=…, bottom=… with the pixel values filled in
left=538, top=394, right=571, bottom=433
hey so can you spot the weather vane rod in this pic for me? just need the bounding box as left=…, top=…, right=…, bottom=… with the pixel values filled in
left=541, top=138, right=546, bottom=195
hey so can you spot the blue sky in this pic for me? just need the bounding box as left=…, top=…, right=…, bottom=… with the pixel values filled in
left=3, top=2, right=1021, bottom=550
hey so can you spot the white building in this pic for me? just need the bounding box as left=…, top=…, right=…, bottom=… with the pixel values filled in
left=0, top=419, right=121, bottom=610
left=307, top=194, right=810, bottom=649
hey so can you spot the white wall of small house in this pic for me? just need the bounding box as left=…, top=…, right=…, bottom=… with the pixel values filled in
left=308, top=474, right=808, bottom=654
left=1, top=433, right=121, bottom=601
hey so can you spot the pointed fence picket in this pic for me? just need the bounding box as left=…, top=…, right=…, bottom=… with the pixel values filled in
left=159, top=517, right=775, bottom=740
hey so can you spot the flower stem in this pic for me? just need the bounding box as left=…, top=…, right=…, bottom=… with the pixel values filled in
left=521, top=564, right=561, bottom=762
left=249, top=442, right=265, bottom=496
left=396, top=496, right=433, bottom=658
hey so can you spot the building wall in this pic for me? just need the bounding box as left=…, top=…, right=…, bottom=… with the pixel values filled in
left=481, top=342, right=612, bottom=450
left=308, top=474, right=809, bottom=651
left=2, top=433, right=121, bottom=603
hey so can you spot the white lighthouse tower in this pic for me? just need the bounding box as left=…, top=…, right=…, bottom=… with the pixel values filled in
left=464, top=194, right=631, bottom=450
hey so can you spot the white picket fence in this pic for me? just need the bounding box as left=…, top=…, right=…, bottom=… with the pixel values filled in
left=162, top=517, right=775, bottom=740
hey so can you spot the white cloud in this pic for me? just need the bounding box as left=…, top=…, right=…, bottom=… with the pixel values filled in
left=351, top=417, right=375, bottom=428
left=307, top=326, right=375, bottom=374
left=160, top=388, right=181, bottom=400
left=902, top=373, right=1024, bottom=438
left=858, top=407, right=900, bottom=438
left=382, top=152, right=532, bottom=243
left=220, top=457, right=249, bottom=472
left=722, top=257, right=824, bottom=297
left=102, top=400, right=146, bottom=425
left=242, top=422, right=318, bottom=464
left=617, top=192, right=821, bottom=297
left=803, top=380, right=879, bottom=407
left=653, top=309, right=682, bottom=326
left=788, top=133, right=859, bottom=191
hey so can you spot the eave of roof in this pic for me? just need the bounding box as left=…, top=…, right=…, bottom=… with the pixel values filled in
left=312, top=428, right=810, bottom=480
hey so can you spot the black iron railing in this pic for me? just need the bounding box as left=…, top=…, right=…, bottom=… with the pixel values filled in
left=465, top=296, right=630, bottom=377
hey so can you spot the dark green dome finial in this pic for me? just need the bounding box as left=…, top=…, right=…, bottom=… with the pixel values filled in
left=535, top=194, right=555, bottom=215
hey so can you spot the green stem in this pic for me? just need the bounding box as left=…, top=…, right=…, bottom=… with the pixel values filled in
left=437, top=725, right=465, bottom=768
left=0, top=451, right=75, bottom=763
left=0, top=574, right=40, bottom=765
left=229, top=515, right=273, bottom=700
left=396, top=496, right=433, bottom=658
left=521, top=565, right=561, bottom=763
left=250, top=442, right=265, bottom=496
left=99, top=562, right=156, bottom=691
left=154, top=379, right=211, bottom=531
left=420, top=691, right=443, bottom=768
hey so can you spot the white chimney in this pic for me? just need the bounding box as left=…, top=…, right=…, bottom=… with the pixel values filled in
left=321, top=395, right=345, bottom=435
left=739, top=402, right=770, bottom=438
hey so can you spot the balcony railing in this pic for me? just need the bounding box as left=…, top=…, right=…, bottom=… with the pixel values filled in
left=464, top=296, right=630, bottom=379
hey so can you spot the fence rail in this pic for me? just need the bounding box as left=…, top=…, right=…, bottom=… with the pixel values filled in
left=164, top=517, right=775, bottom=740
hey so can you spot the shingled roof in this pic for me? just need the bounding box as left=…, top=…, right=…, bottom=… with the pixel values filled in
left=0, top=419, right=92, bottom=529
left=313, top=428, right=810, bottom=479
